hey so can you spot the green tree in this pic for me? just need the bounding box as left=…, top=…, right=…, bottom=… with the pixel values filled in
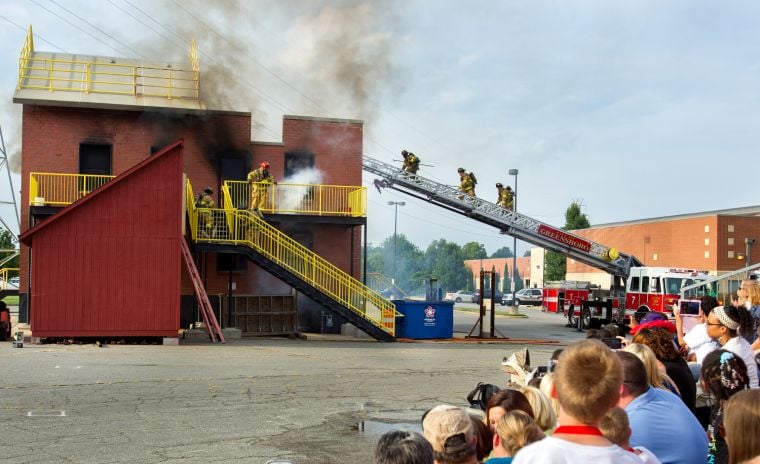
left=490, top=246, right=514, bottom=258
left=502, top=262, right=510, bottom=292
left=365, top=235, right=423, bottom=293
left=522, top=250, right=531, bottom=257
left=513, top=263, right=524, bottom=292
left=423, top=239, right=470, bottom=292
left=544, top=202, right=591, bottom=281
left=0, top=229, right=19, bottom=272
left=461, top=241, right=487, bottom=260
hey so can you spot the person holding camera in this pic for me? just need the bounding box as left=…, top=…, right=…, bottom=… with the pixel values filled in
left=704, top=305, right=759, bottom=389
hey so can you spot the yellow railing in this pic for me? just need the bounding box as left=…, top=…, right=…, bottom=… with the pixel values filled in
left=29, top=172, right=115, bottom=206
left=188, top=182, right=395, bottom=336
left=17, top=27, right=199, bottom=100
left=224, top=180, right=366, bottom=217
left=186, top=181, right=199, bottom=240
left=0, top=268, right=19, bottom=290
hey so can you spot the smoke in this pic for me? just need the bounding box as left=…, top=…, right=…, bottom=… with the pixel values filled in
left=0, top=101, right=22, bottom=175
left=279, top=167, right=324, bottom=212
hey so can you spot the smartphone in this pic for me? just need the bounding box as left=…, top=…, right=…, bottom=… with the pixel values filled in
left=678, top=299, right=701, bottom=316
left=601, top=338, right=622, bottom=349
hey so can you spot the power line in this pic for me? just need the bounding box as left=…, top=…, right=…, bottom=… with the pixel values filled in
left=110, top=0, right=185, bottom=52
left=0, top=14, right=68, bottom=52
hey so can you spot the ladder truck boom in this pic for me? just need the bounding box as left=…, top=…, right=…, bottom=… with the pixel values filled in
left=363, top=156, right=643, bottom=278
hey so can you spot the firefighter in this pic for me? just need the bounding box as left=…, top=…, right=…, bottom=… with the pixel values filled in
left=458, top=168, right=476, bottom=197
left=197, top=187, right=215, bottom=238
left=247, top=161, right=275, bottom=215
left=496, top=183, right=514, bottom=210
left=401, top=149, right=420, bottom=176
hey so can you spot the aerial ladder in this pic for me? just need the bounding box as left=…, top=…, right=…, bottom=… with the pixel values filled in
left=363, top=156, right=643, bottom=279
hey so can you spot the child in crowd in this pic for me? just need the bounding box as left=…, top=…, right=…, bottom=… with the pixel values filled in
left=487, top=410, right=544, bottom=464
left=513, top=339, right=640, bottom=463
left=599, top=407, right=661, bottom=463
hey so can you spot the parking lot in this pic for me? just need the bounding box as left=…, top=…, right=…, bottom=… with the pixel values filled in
left=0, top=306, right=584, bottom=463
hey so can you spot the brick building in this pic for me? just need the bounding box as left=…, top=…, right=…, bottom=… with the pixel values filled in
left=13, top=33, right=369, bottom=336
left=566, top=206, right=760, bottom=287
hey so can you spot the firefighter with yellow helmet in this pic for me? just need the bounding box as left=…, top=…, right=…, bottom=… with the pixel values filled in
left=197, top=187, right=215, bottom=237
left=496, top=183, right=514, bottom=210
left=458, top=168, right=476, bottom=197
left=247, top=161, right=275, bottom=214
left=401, top=149, right=420, bottom=176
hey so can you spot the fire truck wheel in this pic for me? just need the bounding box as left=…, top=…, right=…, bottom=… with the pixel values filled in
left=581, top=308, right=593, bottom=330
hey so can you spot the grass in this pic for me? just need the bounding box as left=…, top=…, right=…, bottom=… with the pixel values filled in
left=3, top=295, right=19, bottom=305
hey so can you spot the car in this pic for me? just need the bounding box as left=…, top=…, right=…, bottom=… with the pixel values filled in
left=471, top=289, right=504, bottom=304
left=502, top=288, right=543, bottom=307
left=10, top=277, right=19, bottom=286
left=444, top=290, right=473, bottom=303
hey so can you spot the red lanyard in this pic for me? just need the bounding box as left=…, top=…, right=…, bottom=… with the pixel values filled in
left=553, top=425, right=604, bottom=436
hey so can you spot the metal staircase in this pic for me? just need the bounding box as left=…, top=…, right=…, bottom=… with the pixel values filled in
left=362, top=156, right=642, bottom=278
left=186, top=182, right=397, bottom=342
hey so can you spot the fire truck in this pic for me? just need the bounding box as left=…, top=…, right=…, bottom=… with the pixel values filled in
left=362, top=156, right=711, bottom=328
left=544, top=267, right=711, bottom=328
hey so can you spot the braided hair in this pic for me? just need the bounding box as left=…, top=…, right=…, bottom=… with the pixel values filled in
left=701, top=349, right=750, bottom=401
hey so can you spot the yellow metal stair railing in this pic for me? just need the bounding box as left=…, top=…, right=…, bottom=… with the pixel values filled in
left=224, top=180, right=366, bottom=217
left=29, top=172, right=116, bottom=206
left=186, top=181, right=395, bottom=336
left=0, top=268, right=19, bottom=291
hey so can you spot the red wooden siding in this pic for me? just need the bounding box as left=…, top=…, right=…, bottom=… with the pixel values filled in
left=21, top=142, right=184, bottom=337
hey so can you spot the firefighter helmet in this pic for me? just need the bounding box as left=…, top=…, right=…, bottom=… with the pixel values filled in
left=203, top=187, right=213, bottom=194
left=506, top=186, right=512, bottom=190
left=260, top=162, right=270, bottom=169
left=457, top=167, right=465, bottom=173
left=496, top=183, right=503, bottom=188
left=401, top=149, right=408, bottom=156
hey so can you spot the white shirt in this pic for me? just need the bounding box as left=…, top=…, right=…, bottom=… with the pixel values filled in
left=513, top=436, right=641, bottom=464
left=633, top=446, right=662, bottom=464
left=683, top=322, right=719, bottom=364
left=723, top=336, right=759, bottom=388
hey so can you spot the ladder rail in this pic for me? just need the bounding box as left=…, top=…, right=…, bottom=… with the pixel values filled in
left=363, top=156, right=641, bottom=277
left=180, top=239, right=225, bottom=343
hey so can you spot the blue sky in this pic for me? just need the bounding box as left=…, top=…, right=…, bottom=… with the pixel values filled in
left=1, top=1, right=759, bottom=254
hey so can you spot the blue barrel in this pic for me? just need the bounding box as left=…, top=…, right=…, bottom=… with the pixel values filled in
left=393, top=300, right=454, bottom=339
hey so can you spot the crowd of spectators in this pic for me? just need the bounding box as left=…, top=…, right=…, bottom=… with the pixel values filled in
left=374, top=281, right=760, bottom=464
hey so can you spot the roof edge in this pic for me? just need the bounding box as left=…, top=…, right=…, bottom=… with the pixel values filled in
left=283, top=114, right=363, bottom=125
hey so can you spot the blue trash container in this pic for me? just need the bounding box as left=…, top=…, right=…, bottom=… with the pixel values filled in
left=393, top=300, right=453, bottom=339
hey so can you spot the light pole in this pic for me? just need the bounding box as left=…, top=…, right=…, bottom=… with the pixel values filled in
left=746, top=238, right=756, bottom=275
left=509, top=168, right=518, bottom=307
left=388, top=201, right=405, bottom=284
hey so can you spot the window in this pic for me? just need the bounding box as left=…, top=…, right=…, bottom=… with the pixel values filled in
left=630, top=277, right=640, bottom=292
left=642, top=276, right=650, bottom=293
left=728, top=225, right=735, bottom=233
left=728, top=251, right=735, bottom=259
left=284, top=150, right=315, bottom=178
left=728, top=238, right=734, bottom=246
left=704, top=238, right=710, bottom=246
left=650, top=277, right=661, bottom=294
left=79, top=143, right=112, bottom=175
left=221, top=156, right=249, bottom=209
left=704, top=225, right=710, bottom=233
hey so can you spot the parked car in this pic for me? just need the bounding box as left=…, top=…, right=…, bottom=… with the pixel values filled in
left=502, top=288, right=543, bottom=307
left=10, top=277, right=19, bottom=286
left=444, top=290, right=473, bottom=303
left=471, top=289, right=504, bottom=304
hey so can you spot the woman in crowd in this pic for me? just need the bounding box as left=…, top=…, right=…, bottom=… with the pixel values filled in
left=486, top=410, right=544, bottom=464
left=724, top=389, right=760, bottom=464
left=624, top=342, right=681, bottom=395
left=470, top=414, right=493, bottom=463
left=705, top=305, right=759, bottom=388
left=632, top=327, right=696, bottom=411
left=700, top=350, right=750, bottom=464
left=746, top=285, right=760, bottom=347
left=518, top=385, right=557, bottom=434
left=484, top=389, right=534, bottom=433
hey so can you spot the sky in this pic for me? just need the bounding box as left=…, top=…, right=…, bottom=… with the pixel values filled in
left=1, top=0, right=759, bottom=255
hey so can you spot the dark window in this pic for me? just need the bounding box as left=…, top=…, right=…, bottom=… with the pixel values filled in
left=216, top=253, right=247, bottom=272
left=284, top=150, right=314, bottom=178
left=630, top=277, right=640, bottom=292
left=642, top=276, right=650, bottom=293
left=79, top=144, right=112, bottom=175
left=221, top=157, right=249, bottom=209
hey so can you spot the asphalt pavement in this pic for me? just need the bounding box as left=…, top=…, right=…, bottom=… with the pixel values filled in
left=0, top=305, right=585, bottom=463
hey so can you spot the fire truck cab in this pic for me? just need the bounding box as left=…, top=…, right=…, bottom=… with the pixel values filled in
left=624, top=267, right=710, bottom=314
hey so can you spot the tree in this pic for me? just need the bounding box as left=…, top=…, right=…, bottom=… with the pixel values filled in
left=423, top=239, right=471, bottom=292
left=0, top=229, right=18, bottom=272
left=490, top=246, right=514, bottom=258
left=502, top=262, right=510, bottom=293
left=513, top=263, right=524, bottom=292
left=365, top=235, right=424, bottom=293
left=522, top=250, right=531, bottom=257
left=544, top=202, right=591, bottom=282
left=461, top=241, right=487, bottom=260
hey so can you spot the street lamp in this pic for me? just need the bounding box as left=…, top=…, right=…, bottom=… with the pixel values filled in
left=508, top=168, right=518, bottom=307
left=746, top=238, right=756, bottom=273
left=388, top=201, right=406, bottom=284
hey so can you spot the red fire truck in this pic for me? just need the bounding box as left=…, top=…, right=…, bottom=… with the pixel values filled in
left=545, top=267, right=711, bottom=329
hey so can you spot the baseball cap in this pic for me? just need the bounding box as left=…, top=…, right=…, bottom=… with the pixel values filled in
left=422, top=406, right=474, bottom=455
left=629, top=311, right=675, bottom=335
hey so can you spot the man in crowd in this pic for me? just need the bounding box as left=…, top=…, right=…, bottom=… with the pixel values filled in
left=375, top=430, right=434, bottom=464
left=422, top=405, right=479, bottom=464
left=617, top=351, right=708, bottom=464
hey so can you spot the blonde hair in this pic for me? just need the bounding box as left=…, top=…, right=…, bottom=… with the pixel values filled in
left=724, top=389, right=760, bottom=464
left=539, top=373, right=561, bottom=419
left=494, top=410, right=545, bottom=456
left=624, top=343, right=678, bottom=392
left=599, top=407, right=631, bottom=447
left=554, top=339, right=623, bottom=424
left=519, top=385, right=557, bottom=433
left=747, top=284, right=760, bottom=307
